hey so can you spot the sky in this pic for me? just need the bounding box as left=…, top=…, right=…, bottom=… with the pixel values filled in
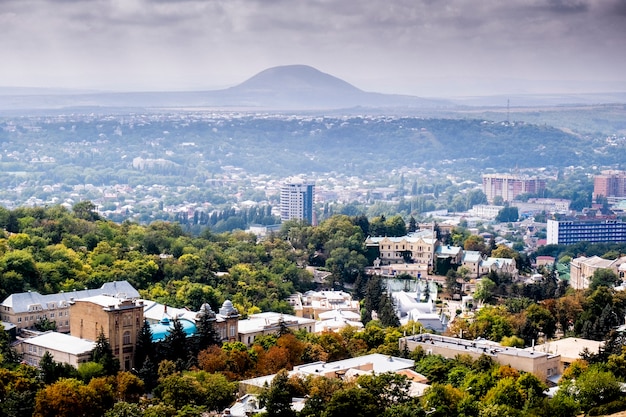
left=1, top=0, right=626, bottom=97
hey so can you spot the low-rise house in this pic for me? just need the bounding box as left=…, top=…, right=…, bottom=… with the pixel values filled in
left=479, top=257, right=519, bottom=279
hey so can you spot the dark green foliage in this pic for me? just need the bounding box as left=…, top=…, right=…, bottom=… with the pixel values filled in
left=134, top=320, right=155, bottom=371
left=378, top=293, right=400, bottom=328
left=91, top=329, right=120, bottom=375
left=162, top=319, right=189, bottom=367
left=495, top=206, right=519, bottom=222
left=362, top=275, right=384, bottom=325
left=39, top=351, right=77, bottom=384
left=260, top=369, right=296, bottom=417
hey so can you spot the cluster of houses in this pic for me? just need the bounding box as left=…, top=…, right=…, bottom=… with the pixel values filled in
left=365, top=229, right=519, bottom=280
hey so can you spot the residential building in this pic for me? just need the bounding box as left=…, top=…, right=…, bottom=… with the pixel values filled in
left=69, top=295, right=144, bottom=371
left=288, top=290, right=360, bottom=320
left=18, top=331, right=95, bottom=368
left=469, top=204, right=504, bottom=220
left=593, top=170, right=626, bottom=200
left=569, top=255, right=626, bottom=290
left=462, top=250, right=484, bottom=278
left=365, top=230, right=437, bottom=269
left=401, top=334, right=561, bottom=381
left=237, top=312, right=315, bottom=347
left=513, top=198, right=571, bottom=216
left=0, top=281, right=139, bottom=332
left=280, top=179, right=315, bottom=224
left=479, top=257, right=519, bottom=279
left=546, top=218, right=626, bottom=245
left=482, top=174, right=546, bottom=203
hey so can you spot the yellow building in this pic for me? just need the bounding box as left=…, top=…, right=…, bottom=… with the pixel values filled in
left=70, top=295, right=144, bottom=371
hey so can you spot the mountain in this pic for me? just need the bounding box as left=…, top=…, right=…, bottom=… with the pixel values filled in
left=0, top=65, right=451, bottom=111
left=215, top=65, right=451, bottom=109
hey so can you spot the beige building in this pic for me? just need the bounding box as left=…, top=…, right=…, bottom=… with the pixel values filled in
left=366, top=230, right=437, bottom=269
left=570, top=255, right=626, bottom=290
left=19, top=331, right=96, bottom=368
left=70, top=295, right=144, bottom=371
left=401, top=334, right=561, bottom=381
left=288, top=290, right=360, bottom=320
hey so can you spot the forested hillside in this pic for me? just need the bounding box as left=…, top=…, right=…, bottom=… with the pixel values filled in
left=2, top=205, right=626, bottom=416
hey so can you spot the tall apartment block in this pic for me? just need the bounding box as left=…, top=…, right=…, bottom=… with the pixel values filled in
left=280, top=179, right=315, bottom=224
left=593, top=170, right=626, bottom=200
left=546, top=218, right=626, bottom=245
left=482, top=174, right=546, bottom=203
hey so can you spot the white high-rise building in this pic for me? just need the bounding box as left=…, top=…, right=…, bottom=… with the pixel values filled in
left=280, top=179, right=315, bottom=224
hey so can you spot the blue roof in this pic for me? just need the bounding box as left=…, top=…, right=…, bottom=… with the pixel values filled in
left=150, top=317, right=197, bottom=342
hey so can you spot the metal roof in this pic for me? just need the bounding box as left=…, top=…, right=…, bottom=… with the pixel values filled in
left=1, top=281, right=139, bottom=313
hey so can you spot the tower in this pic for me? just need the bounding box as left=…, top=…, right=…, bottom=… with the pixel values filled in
left=280, top=179, right=315, bottom=224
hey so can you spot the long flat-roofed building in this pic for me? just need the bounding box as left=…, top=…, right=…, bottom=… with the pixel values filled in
left=18, top=331, right=96, bottom=368
left=547, top=218, right=626, bottom=245
left=401, top=333, right=561, bottom=381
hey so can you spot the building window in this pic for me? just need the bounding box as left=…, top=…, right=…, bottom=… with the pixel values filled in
left=230, top=325, right=236, bottom=337
left=123, top=314, right=132, bottom=327
left=123, top=331, right=131, bottom=345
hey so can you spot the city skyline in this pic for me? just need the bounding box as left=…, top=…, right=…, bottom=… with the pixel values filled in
left=1, top=0, right=625, bottom=97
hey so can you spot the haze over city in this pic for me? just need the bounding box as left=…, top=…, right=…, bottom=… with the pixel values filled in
left=2, top=0, right=626, bottom=96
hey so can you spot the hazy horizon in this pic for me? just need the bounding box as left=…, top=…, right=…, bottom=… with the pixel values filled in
left=2, top=0, right=626, bottom=97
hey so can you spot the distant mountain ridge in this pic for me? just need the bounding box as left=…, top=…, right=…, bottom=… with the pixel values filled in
left=0, top=65, right=450, bottom=111
left=1, top=65, right=625, bottom=112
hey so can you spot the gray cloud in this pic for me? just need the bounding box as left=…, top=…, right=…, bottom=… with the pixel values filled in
left=0, top=0, right=624, bottom=95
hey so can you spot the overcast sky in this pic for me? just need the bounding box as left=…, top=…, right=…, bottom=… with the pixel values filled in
left=1, top=0, right=625, bottom=96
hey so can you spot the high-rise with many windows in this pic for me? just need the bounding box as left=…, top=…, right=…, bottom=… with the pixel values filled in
left=546, top=218, right=626, bottom=245
left=482, top=173, right=546, bottom=203
left=280, top=179, right=315, bottom=224
left=593, top=170, right=626, bottom=200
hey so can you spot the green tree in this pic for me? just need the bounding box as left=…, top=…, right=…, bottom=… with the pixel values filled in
left=378, top=293, right=400, bottom=328
left=260, top=369, right=296, bottom=417
left=91, top=329, right=120, bottom=376
left=589, top=268, right=621, bottom=290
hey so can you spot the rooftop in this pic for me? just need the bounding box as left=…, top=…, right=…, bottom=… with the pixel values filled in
left=1, top=281, right=139, bottom=313
left=22, top=331, right=96, bottom=355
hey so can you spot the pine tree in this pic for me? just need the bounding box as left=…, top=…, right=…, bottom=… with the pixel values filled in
left=92, top=329, right=120, bottom=375
left=379, top=292, right=400, bottom=328
left=163, top=319, right=188, bottom=366
left=134, top=319, right=155, bottom=369
left=260, top=369, right=296, bottom=417
left=195, top=307, right=220, bottom=353
left=362, top=276, right=384, bottom=325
